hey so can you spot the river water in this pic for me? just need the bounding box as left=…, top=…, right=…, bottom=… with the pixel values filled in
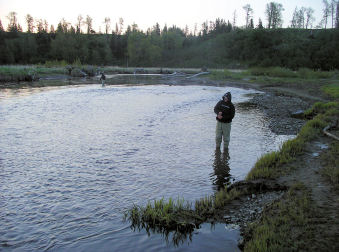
left=0, top=82, right=293, bottom=251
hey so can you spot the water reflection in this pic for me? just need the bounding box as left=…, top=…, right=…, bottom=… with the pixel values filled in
left=211, top=149, right=233, bottom=190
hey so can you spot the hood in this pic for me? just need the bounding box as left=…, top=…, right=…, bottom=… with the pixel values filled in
left=222, top=92, right=232, bottom=102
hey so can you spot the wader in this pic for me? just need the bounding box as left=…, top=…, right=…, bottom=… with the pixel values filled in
left=216, top=121, right=231, bottom=149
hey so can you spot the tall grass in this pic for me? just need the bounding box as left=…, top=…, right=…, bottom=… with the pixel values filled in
left=124, top=187, right=244, bottom=238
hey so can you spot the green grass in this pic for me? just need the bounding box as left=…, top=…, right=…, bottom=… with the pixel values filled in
left=0, top=65, right=66, bottom=81
left=304, top=101, right=339, bottom=118
left=249, top=67, right=297, bottom=78
left=210, top=67, right=339, bottom=82
left=249, top=67, right=338, bottom=79
left=244, top=183, right=316, bottom=252
left=322, top=83, right=339, bottom=99
left=124, top=187, right=245, bottom=239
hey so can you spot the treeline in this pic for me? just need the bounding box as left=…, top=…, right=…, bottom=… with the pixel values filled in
left=1, top=23, right=339, bottom=70
left=1, top=0, right=339, bottom=71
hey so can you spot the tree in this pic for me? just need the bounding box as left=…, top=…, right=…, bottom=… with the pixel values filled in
left=76, top=15, right=83, bottom=33
left=291, top=7, right=307, bottom=28
left=291, top=7, right=298, bottom=28
left=321, top=0, right=330, bottom=28
left=265, top=2, right=284, bottom=29
left=119, top=18, right=124, bottom=35
left=331, top=0, right=336, bottom=28
left=50, top=25, right=55, bottom=34
left=336, top=1, right=339, bottom=28
left=85, top=15, right=93, bottom=34
left=243, top=4, right=253, bottom=28
left=232, top=10, right=237, bottom=28
left=201, top=21, right=209, bottom=36
left=26, top=14, right=34, bottom=33
left=36, top=19, right=44, bottom=33
left=0, top=19, right=4, bottom=31
left=6, top=12, right=19, bottom=32
left=104, top=17, right=111, bottom=34
left=153, top=22, right=161, bottom=36
left=257, top=18, right=264, bottom=29
left=305, top=8, right=315, bottom=29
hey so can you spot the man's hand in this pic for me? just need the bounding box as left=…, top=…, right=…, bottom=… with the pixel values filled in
left=217, top=112, right=223, bottom=119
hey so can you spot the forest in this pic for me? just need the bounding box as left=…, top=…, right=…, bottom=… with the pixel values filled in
left=1, top=1, right=339, bottom=70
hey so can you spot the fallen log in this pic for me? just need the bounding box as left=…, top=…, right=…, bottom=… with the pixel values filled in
left=323, top=120, right=339, bottom=141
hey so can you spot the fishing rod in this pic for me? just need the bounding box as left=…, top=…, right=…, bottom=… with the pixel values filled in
left=180, top=112, right=213, bottom=120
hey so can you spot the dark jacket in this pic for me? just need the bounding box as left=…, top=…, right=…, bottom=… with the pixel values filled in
left=214, top=100, right=235, bottom=123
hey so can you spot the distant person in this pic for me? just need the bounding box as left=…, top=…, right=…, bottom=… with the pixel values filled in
left=100, top=72, right=106, bottom=87
left=214, top=92, right=235, bottom=150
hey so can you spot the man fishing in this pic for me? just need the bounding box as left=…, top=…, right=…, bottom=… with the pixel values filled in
left=214, top=92, right=235, bottom=151
left=100, top=72, right=106, bottom=87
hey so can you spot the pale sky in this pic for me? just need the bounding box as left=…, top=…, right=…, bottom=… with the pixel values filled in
left=0, top=0, right=327, bottom=32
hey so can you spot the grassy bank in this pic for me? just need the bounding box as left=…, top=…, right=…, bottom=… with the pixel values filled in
left=210, top=67, right=339, bottom=82
left=210, top=67, right=339, bottom=100
left=246, top=101, right=339, bottom=181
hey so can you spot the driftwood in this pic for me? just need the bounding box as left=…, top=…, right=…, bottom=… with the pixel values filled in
left=186, top=72, right=210, bottom=79
left=323, top=120, right=339, bottom=141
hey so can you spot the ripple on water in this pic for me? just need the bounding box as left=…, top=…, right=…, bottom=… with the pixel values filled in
left=0, top=84, right=294, bottom=251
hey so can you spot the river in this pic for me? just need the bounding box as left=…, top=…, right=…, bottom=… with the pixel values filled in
left=0, top=83, right=293, bottom=251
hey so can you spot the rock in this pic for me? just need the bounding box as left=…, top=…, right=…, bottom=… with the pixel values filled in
left=291, top=110, right=305, bottom=119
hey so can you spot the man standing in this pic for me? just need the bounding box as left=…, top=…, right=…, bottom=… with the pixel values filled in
left=100, top=72, right=106, bottom=87
left=214, top=92, right=235, bottom=150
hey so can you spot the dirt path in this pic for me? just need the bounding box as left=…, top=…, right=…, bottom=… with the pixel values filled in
left=276, top=136, right=339, bottom=250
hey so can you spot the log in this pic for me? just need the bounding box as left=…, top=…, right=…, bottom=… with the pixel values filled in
left=323, top=125, right=339, bottom=141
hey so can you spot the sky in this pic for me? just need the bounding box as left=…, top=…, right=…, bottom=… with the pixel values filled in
left=0, top=0, right=328, bottom=33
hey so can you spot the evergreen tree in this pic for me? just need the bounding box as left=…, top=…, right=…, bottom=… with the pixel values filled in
left=26, top=14, right=34, bottom=33
left=243, top=4, right=253, bottom=28
left=0, top=19, right=4, bottom=31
